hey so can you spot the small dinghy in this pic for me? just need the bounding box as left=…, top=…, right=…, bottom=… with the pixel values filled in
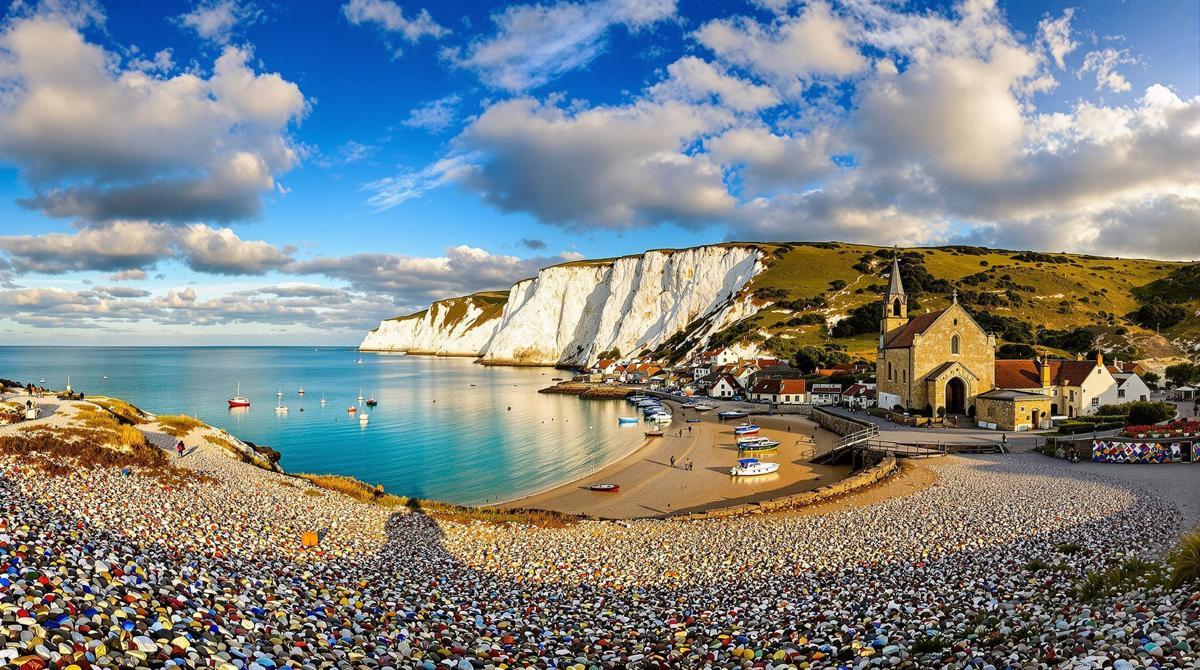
left=733, top=423, right=760, bottom=435
left=644, top=429, right=664, bottom=437
left=589, top=483, right=620, bottom=492
left=717, top=410, right=747, bottom=420
left=618, top=417, right=639, bottom=424
left=685, top=418, right=701, bottom=423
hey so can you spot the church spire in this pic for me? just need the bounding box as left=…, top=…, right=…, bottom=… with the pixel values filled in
left=886, top=251, right=905, bottom=298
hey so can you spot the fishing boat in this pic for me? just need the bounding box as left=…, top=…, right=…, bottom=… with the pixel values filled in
left=227, top=381, right=251, bottom=408
left=717, top=410, right=748, bottom=420
left=737, top=438, right=781, bottom=452
left=737, top=436, right=781, bottom=447
left=347, top=405, right=357, bottom=414
left=589, top=483, right=620, bottom=492
left=692, top=403, right=715, bottom=412
left=618, top=417, right=639, bottom=424
left=644, top=429, right=664, bottom=437
left=730, top=458, right=779, bottom=476
left=733, top=423, right=760, bottom=435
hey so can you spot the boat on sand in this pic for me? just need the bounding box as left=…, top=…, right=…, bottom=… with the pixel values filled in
left=730, top=458, right=779, bottom=476
left=589, top=483, right=619, bottom=492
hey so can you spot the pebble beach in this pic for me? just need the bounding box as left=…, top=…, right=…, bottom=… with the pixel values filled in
left=0, top=395, right=1197, bottom=669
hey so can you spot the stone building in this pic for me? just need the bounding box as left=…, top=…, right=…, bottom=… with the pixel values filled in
left=874, top=256, right=996, bottom=416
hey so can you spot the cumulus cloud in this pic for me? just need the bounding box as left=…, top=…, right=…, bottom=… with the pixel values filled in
left=443, top=97, right=736, bottom=228
left=695, top=1, right=864, bottom=93
left=176, top=0, right=261, bottom=44
left=342, top=0, right=447, bottom=53
left=446, top=0, right=676, bottom=91
left=1037, top=8, right=1077, bottom=70
left=0, top=222, right=295, bottom=275
left=0, top=14, right=307, bottom=224
left=649, top=57, right=779, bottom=112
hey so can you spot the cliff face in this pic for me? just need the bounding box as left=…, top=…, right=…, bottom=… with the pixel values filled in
left=358, top=292, right=506, bottom=356
left=359, top=245, right=766, bottom=366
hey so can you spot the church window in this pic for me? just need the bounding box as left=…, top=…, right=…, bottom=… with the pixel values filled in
left=892, top=298, right=902, bottom=316
left=951, top=334, right=960, bottom=355
left=887, top=362, right=893, bottom=381
left=901, top=370, right=907, bottom=383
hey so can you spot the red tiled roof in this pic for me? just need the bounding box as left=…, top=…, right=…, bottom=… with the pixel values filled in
left=994, top=359, right=1102, bottom=389
left=882, top=310, right=946, bottom=349
left=779, top=379, right=806, bottom=395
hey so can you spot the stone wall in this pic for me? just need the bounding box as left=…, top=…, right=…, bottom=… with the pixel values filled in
left=811, top=406, right=874, bottom=436
left=672, top=455, right=898, bottom=521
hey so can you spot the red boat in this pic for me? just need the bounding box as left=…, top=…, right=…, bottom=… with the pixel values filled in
left=228, top=381, right=250, bottom=408
left=589, top=483, right=620, bottom=492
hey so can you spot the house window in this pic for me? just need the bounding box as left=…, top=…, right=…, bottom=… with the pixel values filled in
left=1117, top=388, right=1125, bottom=398
left=1091, top=397, right=1099, bottom=406
left=950, top=335, right=960, bottom=355
left=902, top=370, right=907, bottom=383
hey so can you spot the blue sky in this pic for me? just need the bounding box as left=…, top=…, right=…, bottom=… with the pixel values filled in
left=0, top=0, right=1197, bottom=344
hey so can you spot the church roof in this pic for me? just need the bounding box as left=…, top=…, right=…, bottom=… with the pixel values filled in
left=882, top=309, right=946, bottom=349
left=885, top=255, right=905, bottom=296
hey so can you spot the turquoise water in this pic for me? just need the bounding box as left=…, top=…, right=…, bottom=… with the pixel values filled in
left=0, top=347, right=643, bottom=504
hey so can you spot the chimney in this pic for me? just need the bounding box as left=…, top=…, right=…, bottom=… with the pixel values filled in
left=1039, top=358, right=1051, bottom=388
left=1096, top=352, right=1104, bottom=368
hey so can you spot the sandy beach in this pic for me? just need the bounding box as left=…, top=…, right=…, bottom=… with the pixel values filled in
left=503, top=398, right=849, bottom=518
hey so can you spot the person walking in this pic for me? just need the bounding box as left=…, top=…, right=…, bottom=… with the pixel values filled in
left=669, top=455, right=676, bottom=468
left=176, top=440, right=185, bottom=458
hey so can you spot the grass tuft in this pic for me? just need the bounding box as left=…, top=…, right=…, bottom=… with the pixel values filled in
left=156, top=414, right=205, bottom=438
left=1169, top=527, right=1200, bottom=588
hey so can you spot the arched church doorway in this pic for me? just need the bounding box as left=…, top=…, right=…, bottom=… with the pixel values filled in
left=945, top=377, right=966, bottom=414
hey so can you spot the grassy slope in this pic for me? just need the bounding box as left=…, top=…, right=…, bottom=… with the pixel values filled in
left=385, top=290, right=510, bottom=330
left=730, top=242, right=1195, bottom=362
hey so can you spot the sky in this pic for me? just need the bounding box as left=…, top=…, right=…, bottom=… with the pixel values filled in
left=0, top=0, right=1197, bottom=345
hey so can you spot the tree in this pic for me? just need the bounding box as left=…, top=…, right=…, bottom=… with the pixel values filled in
left=1127, top=401, right=1172, bottom=425
left=1132, top=297, right=1188, bottom=330
left=831, top=301, right=880, bottom=338
left=996, top=343, right=1037, bottom=359
left=1166, top=363, right=1198, bottom=387
left=1141, top=371, right=1160, bottom=388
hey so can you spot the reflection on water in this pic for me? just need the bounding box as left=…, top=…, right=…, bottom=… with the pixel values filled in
left=0, top=347, right=643, bottom=505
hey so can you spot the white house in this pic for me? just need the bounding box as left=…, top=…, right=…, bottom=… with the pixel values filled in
left=1111, top=372, right=1152, bottom=403
left=810, top=383, right=843, bottom=405
left=709, top=374, right=744, bottom=399
left=749, top=379, right=808, bottom=404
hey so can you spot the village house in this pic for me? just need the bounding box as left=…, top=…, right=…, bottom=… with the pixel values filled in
left=993, top=355, right=1120, bottom=419
left=749, top=378, right=808, bottom=404
left=703, top=347, right=740, bottom=366
left=1108, top=367, right=1152, bottom=402
left=842, top=383, right=876, bottom=409
left=809, top=383, right=843, bottom=405
left=709, top=374, right=745, bottom=399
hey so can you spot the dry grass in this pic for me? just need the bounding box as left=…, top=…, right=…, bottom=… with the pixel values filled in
left=0, top=427, right=202, bottom=486
left=1170, top=527, right=1200, bottom=588
left=297, top=473, right=577, bottom=528
left=156, top=414, right=205, bottom=438
left=89, top=397, right=149, bottom=425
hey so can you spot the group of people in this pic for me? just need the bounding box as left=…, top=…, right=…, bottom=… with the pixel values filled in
left=668, top=455, right=694, bottom=470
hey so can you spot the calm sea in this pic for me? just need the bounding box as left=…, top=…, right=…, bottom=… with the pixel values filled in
left=0, top=347, right=643, bottom=505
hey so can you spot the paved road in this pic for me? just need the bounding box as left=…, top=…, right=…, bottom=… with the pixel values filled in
left=818, top=405, right=1068, bottom=450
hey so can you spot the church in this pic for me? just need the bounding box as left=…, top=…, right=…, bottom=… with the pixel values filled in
left=873, top=254, right=1119, bottom=431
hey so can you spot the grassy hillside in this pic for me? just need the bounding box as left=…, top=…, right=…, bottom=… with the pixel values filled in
left=386, top=290, right=509, bottom=330
left=703, top=242, right=1196, bottom=367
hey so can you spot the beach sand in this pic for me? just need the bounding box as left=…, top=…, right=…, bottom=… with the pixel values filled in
left=501, top=399, right=852, bottom=518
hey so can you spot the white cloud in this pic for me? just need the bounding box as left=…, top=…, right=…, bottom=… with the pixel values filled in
left=649, top=57, right=779, bottom=112
left=446, top=0, right=676, bottom=91
left=1079, top=48, right=1137, bottom=93
left=1037, top=8, right=1077, bottom=69
left=342, top=0, right=448, bottom=51
left=449, top=97, right=736, bottom=228
left=402, top=94, right=462, bottom=133
left=706, top=126, right=834, bottom=192
left=695, top=1, right=865, bottom=93
left=0, top=14, right=307, bottom=223
left=176, top=0, right=261, bottom=44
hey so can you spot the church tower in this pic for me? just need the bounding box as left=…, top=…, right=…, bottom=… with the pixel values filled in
left=880, top=252, right=908, bottom=345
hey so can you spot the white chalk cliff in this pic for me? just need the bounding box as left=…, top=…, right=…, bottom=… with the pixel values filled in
left=359, top=293, right=504, bottom=356
left=359, top=245, right=766, bottom=366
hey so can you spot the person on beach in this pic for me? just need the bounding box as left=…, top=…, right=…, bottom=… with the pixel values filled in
left=176, top=440, right=185, bottom=458
left=669, top=455, right=676, bottom=468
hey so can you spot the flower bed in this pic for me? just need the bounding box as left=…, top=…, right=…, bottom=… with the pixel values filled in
left=1121, top=419, right=1200, bottom=438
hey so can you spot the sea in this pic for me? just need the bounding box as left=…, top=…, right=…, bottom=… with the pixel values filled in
left=0, top=346, right=645, bottom=505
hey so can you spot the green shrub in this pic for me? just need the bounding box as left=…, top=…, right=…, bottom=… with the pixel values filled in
left=1170, top=527, right=1200, bottom=588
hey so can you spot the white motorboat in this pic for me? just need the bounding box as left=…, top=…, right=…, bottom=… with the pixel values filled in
left=648, top=411, right=673, bottom=422
left=730, top=458, right=779, bottom=476
left=275, top=403, right=289, bottom=414
left=298, top=387, right=305, bottom=396
left=320, top=394, right=327, bottom=406
left=737, top=437, right=782, bottom=451
left=692, top=403, right=715, bottom=412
